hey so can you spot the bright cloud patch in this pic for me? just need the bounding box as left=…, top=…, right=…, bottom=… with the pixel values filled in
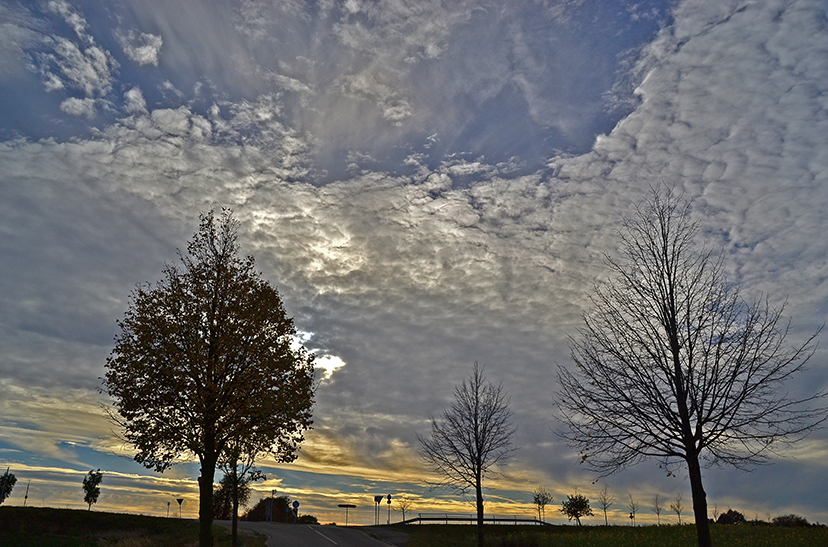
left=118, top=30, right=163, bottom=66
left=59, top=96, right=96, bottom=118
left=314, top=354, right=346, bottom=381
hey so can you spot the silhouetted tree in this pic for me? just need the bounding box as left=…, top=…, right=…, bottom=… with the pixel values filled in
left=82, top=469, right=102, bottom=510
left=0, top=469, right=16, bottom=505
left=717, top=509, right=746, bottom=525
left=670, top=493, right=683, bottom=525
left=557, top=187, right=826, bottom=547
left=219, top=439, right=266, bottom=547
left=104, top=210, right=315, bottom=547
left=627, top=494, right=639, bottom=526
left=560, top=493, right=593, bottom=525
left=395, top=494, right=414, bottom=522
left=653, top=493, right=664, bottom=525
left=213, top=470, right=257, bottom=522
left=418, top=362, right=516, bottom=547
left=597, top=484, right=614, bottom=526
left=532, top=487, right=553, bottom=523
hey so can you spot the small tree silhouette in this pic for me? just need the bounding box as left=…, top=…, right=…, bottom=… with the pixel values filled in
left=396, top=494, right=414, bottom=522
left=597, top=485, right=614, bottom=526
left=532, top=487, right=553, bottom=522
left=83, top=469, right=103, bottom=510
left=560, top=493, right=593, bottom=525
left=1, top=469, right=16, bottom=505
left=670, top=493, right=683, bottom=525
left=653, top=493, right=664, bottom=525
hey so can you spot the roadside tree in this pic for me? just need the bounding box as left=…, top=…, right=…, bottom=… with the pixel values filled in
left=104, top=210, right=315, bottom=547
left=395, top=494, right=414, bottom=522
left=418, top=362, right=516, bottom=547
left=556, top=187, right=826, bottom=547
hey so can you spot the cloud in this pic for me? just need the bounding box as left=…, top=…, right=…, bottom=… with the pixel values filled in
left=38, top=37, right=116, bottom=97
left=124, top=86, right=147, bottom=115
left=0, top=3, right=43, bottom=81
left=1, top=0, right=828, bottom=525
left=117, top=29, right=163, bottom=66
left=59, top=96, right=96, bottom=118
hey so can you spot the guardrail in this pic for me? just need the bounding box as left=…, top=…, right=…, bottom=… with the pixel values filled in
left=399, top=513, right=551, bottom=526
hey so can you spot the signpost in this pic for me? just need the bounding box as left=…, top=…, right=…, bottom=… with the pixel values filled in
left=337, top=503, right=357, bottom=526
left=292, top=500, right=300, bottom=524
left=176, top=498, right=183, bottom=519
left=373, top=495, right=384, bottom=525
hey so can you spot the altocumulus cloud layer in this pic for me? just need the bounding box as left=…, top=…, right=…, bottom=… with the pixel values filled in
left=1, top=0, right=827, bottom=524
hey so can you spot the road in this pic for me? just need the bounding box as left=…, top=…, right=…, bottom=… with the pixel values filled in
left=217, top=521, right=409, bottom=547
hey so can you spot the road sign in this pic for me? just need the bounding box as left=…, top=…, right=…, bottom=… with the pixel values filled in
left=338, top=503, right=357, bottom=526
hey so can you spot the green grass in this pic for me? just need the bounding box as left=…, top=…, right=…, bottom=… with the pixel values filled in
left=392, top=523, right=828, bottom=547
left=0, top=506, right=265, bottom=547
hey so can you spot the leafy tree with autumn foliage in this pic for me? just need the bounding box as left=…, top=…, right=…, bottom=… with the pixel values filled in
left=104, top=210, right=315, bottom=547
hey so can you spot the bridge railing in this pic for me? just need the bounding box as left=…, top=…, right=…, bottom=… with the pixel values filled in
left=398, top=513, right=550, bottom=526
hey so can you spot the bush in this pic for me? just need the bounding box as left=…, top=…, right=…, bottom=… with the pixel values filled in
left=772, top=514, right=809, bottom=527
left=717, top=509, right=746, bottom=525
left=298, top=515, right=319, bottom=524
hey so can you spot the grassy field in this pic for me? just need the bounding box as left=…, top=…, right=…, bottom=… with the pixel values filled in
left=0, top=506, right=265, bottom=547
left=394, top=523, right=828, bottom=547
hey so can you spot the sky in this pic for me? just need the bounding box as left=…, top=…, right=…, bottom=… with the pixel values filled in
left=1, top=0, right=828, bottom=527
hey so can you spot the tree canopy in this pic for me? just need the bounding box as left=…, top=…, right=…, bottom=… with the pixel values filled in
left=82, top=469, right=102, bottom=510
left=557, top=187, right=826, bottom=547
left=103, top=209, right=315, bottom=547
left=0, top=469, right=16, bottom=505
left=560, top=493, right=593, bottom=525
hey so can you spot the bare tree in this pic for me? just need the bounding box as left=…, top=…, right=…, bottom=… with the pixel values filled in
left=556, top=187, right=826, bottom=547
left=395, top=494, right=414, bottom=522
left=596, top=484, right=614, bottom=526
left=653, top=493, right=664, bottom=525
left=418, top=362, right=516, bottom=547
left=532, top=487, right=553, bottom=523
left=627, top=494, right=639, bottom=526
left=670, top=493, right=683, bottom=525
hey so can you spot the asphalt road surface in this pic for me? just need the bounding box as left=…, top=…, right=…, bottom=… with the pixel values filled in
left=217, top=521, right=409, bottom=547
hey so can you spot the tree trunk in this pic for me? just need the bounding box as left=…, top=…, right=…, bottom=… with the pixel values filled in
left=198, top=455, right=218, bottom=547
left=475, top=474, right=484, bottom=547
left=231, top=469, right=239, bottom=547
left=687, top=454, right=712, bottom=547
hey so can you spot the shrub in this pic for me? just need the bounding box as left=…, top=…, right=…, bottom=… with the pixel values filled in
left=772, top=514, right=809, bottom=527
left=717, top=509, right=746, bottom=525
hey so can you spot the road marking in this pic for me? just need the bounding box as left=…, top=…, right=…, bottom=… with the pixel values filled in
left=308, top=525, right=338, bottom=545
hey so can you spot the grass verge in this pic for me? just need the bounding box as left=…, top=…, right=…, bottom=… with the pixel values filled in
left=0, top=506, right=266, bottom=547
left=391, top=523, right=828, bottom=547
